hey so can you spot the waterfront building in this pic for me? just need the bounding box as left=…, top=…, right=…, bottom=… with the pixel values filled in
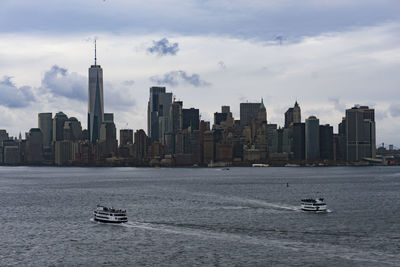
left=120, top=129, right=133, bottom=146
left=88, top=41, right=104, bottom=143
left=345, top=105, right=376, bottom=162
left=99, top=121, right=117, bottom=157
left=258, top=99, right=267, bottom=122
left=169, top=101, right=183, bottom=134
left=133, top=129, right=149, bottom=162
left=55, top=140, right=77, bottom=165
left=147, top=86, right=172, bottom=142
left=3, top=145, right=20, bottom=164
left=285, top=101, right=301, bottom=128
left=240, top=102, right=261, bottom=127
left=214, top=112, right=228, bottom=126
left=305, top=116, right=320, bottom=160
left=26, top=128, right=43, bottom=164
left=0, top=130, right=8, bottom=142
left=290, top=122, right=305, bottom=160
left=319, top=124, right=334, bottom=160
left=182, top=108, right=199, bottom=131
left=203, top=131, right=214, bottom=163
left=53, top=112, right=68, bottom=142
left=38, top=113, right=52, bottom=148
left=63, top=118, right=82, bottom=141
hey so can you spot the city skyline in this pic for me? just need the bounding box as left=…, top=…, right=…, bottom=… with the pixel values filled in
left=0, top=1, right=399, bottom=146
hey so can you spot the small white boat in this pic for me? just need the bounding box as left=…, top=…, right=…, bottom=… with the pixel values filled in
left=93, top=205, right=128, bottom=223
left=300, top=198, right=327, bottom=212
left=252, top=163, right=269, bottom=167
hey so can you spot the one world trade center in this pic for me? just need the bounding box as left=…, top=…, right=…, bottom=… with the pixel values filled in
left=88, top=40, right=104, bottom=143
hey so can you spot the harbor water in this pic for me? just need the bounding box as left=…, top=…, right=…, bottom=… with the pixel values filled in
left=1, top=166, right=399, bottom=266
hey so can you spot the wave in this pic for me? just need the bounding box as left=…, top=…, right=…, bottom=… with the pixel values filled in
left=120, top=220, right=399, bottom=265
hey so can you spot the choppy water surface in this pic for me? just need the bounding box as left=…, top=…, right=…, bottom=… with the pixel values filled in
left=0, top=166, right=399, bottom=266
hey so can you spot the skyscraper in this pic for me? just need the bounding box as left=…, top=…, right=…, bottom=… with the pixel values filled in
left=88, top=41, right=104, bottom=143
left=291, top=122, right=305, bottom=160
left=257, top=99, right=267, bottom=122
left=38, top=113, right=52, bottom=148
left=147, top=86, right=172, bottom=142
left=120, top=129, right=133, bottom=146
left=284, top=101, right=301, bottom=128
left=53, top=112, right=68, bottom=142
left=240, top=102, right=261, bottom=127
left=26, top=128, right=43, bottom=163
left=346, top=105, right=376, bottom=161
left=305, top=115, right=320, bottom=160
left=169, top=101, right=183, bottom=135
left=182, top=108, right=199, bottom=131
left=319, top=124, right=334, bottom=160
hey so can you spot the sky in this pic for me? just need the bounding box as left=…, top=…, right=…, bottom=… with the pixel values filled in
left=0, top=0, right=399, bottom=146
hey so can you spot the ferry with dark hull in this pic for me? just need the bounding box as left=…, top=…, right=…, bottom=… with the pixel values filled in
left=300, top=198, right=327, bottom=212
left=93, top=205, right=128, bottom=223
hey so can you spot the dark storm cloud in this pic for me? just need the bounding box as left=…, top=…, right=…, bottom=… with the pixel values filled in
left=1, top=1, right=398, bottom=41
left=150, top=70, right=210, bottom=87
left=0, top=76, right=35, bottom=108
left=147, top=38, right=179, bottom=56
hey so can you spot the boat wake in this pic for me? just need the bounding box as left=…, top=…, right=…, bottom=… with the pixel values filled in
left=120, top=220, right=398, bottom=265
left=191, top=191, right=300, bottom=212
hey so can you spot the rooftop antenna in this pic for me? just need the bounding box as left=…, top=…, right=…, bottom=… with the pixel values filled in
left=94, top=38, right=97, bottom=66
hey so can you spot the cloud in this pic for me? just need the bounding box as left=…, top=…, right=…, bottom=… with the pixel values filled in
left=218, top=61, right=227, bottom=70
left=1, top=1, right=399, bottom=42
left=123, top=80, right=135, bottom=86
left=150, top=70, right=211, bottom=87
left=389, top=104, right=400, bottom=117
left=147, top=38, right=179, bottom=56
left=0, top=76, right=35, bottom=108
left=104, top=81, right=136, bottom=111
left=41, top=65, right=87, bottom=101
left=328, top=97, right=346, bottom=112
left=273, top=34, right=286, bottom=45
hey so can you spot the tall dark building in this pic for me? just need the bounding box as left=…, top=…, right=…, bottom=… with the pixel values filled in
left=88, top=41, right=104, bottom=143
left=291, top=122, right=305, bottom=160
left=53, top=112, right=68, bottom=142
left=284, top=101, right=301, bottom=128
left=134, top=129, right=149, bottom=161
left=214, top=113, right=228, bottom=126
left=305, top=116, right=320, bottom=160
left=38, top=113, right=52, bottom=148
left=169, top=101, right=183, bottom=134
left=319, top=124, right=333, bottom=160
left=63, top=117, right=82, bottom=141
left=214, top=106, right=233, bottom=128
left=26, top=128, right=43, bottom=164
left=147, top=86, right=172, bottom=141
left=240, top=102, right=260, bottom=127
left=99, top=121, right=117, bottom=157
left=335, top=117, right=347, bottom=161
left=120, top=129, right=133, bottom=146
left=182, top=108, right=199, bottom=131
left=346, top=105, right=376, bottom=161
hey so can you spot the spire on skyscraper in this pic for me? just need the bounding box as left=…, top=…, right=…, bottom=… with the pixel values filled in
left=94, top=39, right=97, bottom=66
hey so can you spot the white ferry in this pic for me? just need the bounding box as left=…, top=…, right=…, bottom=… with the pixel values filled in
left=93, top=205, right=128, bottom=223
left=300, top=198, right=327, bottom=212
